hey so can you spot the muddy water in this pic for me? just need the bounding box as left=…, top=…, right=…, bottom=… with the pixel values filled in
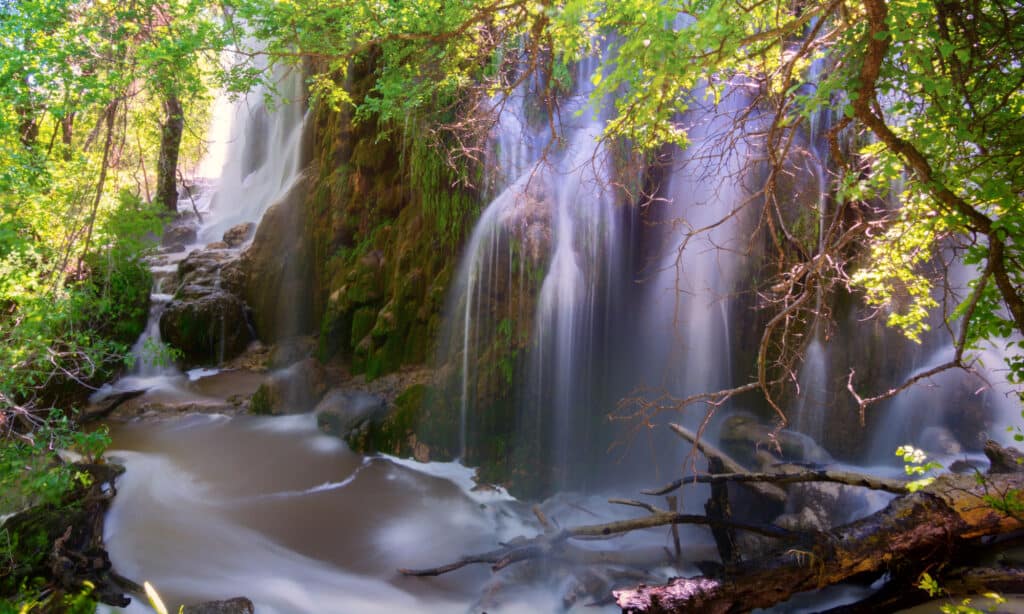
left=100, top=412, right=941, bottom=613
left=101, top=413, right=560, bottom=613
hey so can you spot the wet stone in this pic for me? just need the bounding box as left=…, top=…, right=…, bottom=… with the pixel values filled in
left=222, top=222, right=255, bottom=248
left=314, top=388, right=388, bottom=439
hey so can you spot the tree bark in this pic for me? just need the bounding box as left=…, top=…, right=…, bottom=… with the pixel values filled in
left=155, top=91, right=184, bottom=213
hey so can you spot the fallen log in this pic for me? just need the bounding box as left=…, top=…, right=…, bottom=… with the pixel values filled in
left=399, top=510, right=800, bottom=577
left=614, top=441, right=1024, bottom=613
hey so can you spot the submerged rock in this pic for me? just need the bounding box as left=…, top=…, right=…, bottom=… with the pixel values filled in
left=315, top=388, right=388, bottom=441
left=249, top=357, right=327, bottom=415
left=268, top=336, right=317, bottom=369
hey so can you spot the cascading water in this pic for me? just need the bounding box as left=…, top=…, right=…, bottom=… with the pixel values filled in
left=90, top=31, right=1024, bottom=614
left=443, top=55, right=625, bottom=489
left=198, top=63, right=310, bottom=242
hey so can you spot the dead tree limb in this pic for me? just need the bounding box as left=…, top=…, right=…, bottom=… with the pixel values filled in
left=399, top=513, right=799, bottom=577
left=668, top=423, right=786, bottom=503
left=643, top=468, right=908, bottom=497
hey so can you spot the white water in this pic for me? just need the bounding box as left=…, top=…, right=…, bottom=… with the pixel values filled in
left=198, top=63, right=309, bottom=242
left=102, top=414, right=681, bottom=613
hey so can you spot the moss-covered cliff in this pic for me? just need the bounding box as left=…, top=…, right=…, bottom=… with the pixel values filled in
left=306, top=62, right=480, bottom=381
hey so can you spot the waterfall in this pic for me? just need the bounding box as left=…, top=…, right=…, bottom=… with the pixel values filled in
left=442, top=55, right=623, bottom=488
left=198, top=63, right=310, bottom=243
left=631, top=86, right=756, bottom=418
left=792, top=58, right=833, bottom=442
left=93, top=61, right=309, bottom=403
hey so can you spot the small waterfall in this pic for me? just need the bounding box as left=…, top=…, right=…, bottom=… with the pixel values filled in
left=868, top=254, right=1024, bottom=462
left=94, top=62, right=309, bottom=402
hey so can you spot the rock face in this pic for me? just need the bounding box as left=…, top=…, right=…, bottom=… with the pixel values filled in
left=239, top=174, right=314, bottom=345
left=304, top=61, right=473, bottom=381
left=159, top=248, right=253, bottom=367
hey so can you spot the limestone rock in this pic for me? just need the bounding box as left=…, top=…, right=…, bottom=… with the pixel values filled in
left=159, top=289, right=251, bottom=366
left=162, top=224, right=197, bottom=248
left=239, top=174, right=314, bottom=343
left=222, top=222, right=255, bottom=248
left=720, top=414, right=833, bottom=468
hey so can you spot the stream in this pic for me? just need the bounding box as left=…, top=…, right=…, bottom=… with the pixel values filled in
left=97, top=409, right=704, bottom=613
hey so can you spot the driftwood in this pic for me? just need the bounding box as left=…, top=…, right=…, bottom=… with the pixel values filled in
left=614, top=441, right=1024, bottom=612
left=668, top=423, right=787, bottom=503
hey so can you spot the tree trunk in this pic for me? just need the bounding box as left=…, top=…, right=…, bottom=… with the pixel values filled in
left=155, top=91, right=184, bottom=213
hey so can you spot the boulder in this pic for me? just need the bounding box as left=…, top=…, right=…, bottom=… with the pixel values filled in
left=162, top=224, right=197, bottom=248
left=315, top=388, right=388, bottom=440
left=159, top=289, right=252, bottom=366
left=720, top=414, right=833, bottom=468
left=222, top=222, right=255, bottom=248
left=249, top=358, right=327, bottom=415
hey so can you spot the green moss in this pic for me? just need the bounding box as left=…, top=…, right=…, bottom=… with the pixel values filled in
left=350, top=306, right=378, bottom=344
left=249, top=384, right=272, bottom=415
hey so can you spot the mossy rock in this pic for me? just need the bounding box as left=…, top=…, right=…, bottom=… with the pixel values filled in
left=360, top=384, right=431, bottom=456
left=249, top=383, right=272, bottom=415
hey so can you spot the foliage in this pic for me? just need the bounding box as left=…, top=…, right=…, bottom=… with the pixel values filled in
left=895, top=444, right=942, bottom=492
left=919, top=571, right=1007, bottom=614
left=0, top=2, right=235, bottom=608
